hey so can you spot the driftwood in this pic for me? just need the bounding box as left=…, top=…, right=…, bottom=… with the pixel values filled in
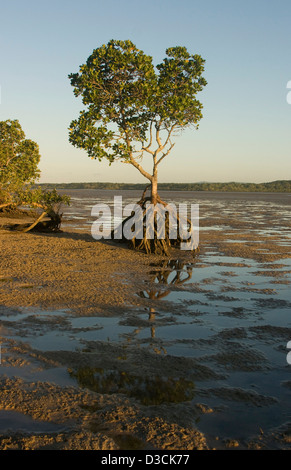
left=22, top=211, right=48, bottom=232
left=0, top=205, right=62, bottom=233
left=0, top=203, right=13, bottom=211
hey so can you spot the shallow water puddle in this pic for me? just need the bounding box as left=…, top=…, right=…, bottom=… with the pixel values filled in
left=0, top=410, right=68, bottom=434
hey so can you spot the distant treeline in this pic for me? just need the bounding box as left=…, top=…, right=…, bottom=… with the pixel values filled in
left=38, top=180, right=291, bottom=193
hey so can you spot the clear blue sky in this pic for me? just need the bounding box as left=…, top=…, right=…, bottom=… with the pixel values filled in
left=1, top=0, right=291, bottom=184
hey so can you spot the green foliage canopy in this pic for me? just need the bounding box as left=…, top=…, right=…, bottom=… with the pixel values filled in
left=68, top=40, right=207, bottom=186
left=0, top=120, right=41, bottom=197
left=0, top=119, right=70, bottom=213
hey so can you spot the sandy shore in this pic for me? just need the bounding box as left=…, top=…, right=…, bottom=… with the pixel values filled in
left=0, top=230, right=157, bottom=315
left=0, top=196, right=291, bottom=450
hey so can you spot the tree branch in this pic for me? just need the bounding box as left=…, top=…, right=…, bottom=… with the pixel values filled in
left=141, top=121, right=154, bottom=155
left=156, top=142, right=175, bottom=165
left=120, top=108, right=153, bottom=182
left=0, top=154, right=19, bottom=172
left=155, top=123, right=177, bottom=165
left=163, top=123, right=177, bottom=149
left=155, top=121, right=162, bottom=150
left=128, top=154, right=152, bottom=181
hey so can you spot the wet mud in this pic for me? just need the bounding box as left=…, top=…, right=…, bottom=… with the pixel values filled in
left=0, top=190, right=290, bottom=450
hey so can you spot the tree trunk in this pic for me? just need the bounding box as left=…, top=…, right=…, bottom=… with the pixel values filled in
left=113, top=164, right=199, bottom=256
left=151, top=170, right=158, bottom=205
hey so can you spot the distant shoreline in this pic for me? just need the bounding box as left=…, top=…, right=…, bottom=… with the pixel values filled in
left=38, top=180, right=291, bottom=193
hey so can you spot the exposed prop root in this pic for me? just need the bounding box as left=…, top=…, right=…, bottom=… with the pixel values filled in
left=112, top=188, right=199, bottom=257
left=136, top=185, right=167, bottom=207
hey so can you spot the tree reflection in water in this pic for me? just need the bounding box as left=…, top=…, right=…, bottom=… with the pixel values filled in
left=135, top=259, right=194, bottom=348
left=138, top=258, right=193, bottom=301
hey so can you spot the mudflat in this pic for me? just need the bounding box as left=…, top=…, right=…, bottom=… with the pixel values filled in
left=0, top=191, right=290, bottom=450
